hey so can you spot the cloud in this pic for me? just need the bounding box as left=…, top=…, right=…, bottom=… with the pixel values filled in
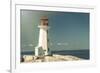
left=22, top=44, right=34, bottom=48
left=28, top=44, right=33, bottom=47
left=57, top=43, right=68, bottom=46
left=50, top=43, right=53, bottom=46
left=49, top=42, right=69, bottom=46
left=57, top=43, right=62, bottom=45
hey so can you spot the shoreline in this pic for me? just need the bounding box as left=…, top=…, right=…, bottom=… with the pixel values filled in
left=21, top=49, right=89, bottom=59
left=21, top=54, right=83, bottom=63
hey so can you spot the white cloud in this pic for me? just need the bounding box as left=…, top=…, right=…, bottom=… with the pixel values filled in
left=50, top=42, right=53, bottom=46
left=57, top=43, right=62, bottom=45
left=28, top=44, right=33, bottom=47
left=57, top=43, right=68, bottom=46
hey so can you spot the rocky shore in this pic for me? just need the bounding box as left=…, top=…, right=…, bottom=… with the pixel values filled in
left=21, top=54, right=83, bottom=63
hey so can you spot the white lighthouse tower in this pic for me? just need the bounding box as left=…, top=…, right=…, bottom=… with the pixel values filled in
left=35, top=16, right=49, bottom=56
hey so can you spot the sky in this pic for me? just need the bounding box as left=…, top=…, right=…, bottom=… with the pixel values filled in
left=20, top=10, right=89, bottom=52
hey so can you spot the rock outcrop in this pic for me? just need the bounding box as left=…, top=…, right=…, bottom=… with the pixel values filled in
left=22, top=54, right=83, bottom=63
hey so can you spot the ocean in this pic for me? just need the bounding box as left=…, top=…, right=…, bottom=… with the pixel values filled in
left=21, top=49, right=89, bottom=59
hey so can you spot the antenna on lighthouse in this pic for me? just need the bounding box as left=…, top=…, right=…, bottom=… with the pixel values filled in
left=35, top=16, right=49, bottom=56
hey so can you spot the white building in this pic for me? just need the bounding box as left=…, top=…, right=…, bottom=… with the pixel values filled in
left=35, top=16, right=49, bottom=56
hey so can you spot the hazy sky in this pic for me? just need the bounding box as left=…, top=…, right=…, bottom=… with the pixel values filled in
left=20, top=10, right=89, bottom=52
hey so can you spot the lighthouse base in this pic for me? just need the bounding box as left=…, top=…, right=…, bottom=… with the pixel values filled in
left=35, top=46, right=49, bottom=56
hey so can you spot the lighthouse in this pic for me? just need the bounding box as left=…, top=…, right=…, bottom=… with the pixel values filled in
left=35, top=16, right=49, bottom=56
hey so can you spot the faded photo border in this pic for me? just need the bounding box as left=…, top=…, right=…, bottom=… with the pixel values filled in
left=11, top=1, right=96, bottom=73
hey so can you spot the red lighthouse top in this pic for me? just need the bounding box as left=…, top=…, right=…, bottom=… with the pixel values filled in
left=40, top=16, right=48, bottom=26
